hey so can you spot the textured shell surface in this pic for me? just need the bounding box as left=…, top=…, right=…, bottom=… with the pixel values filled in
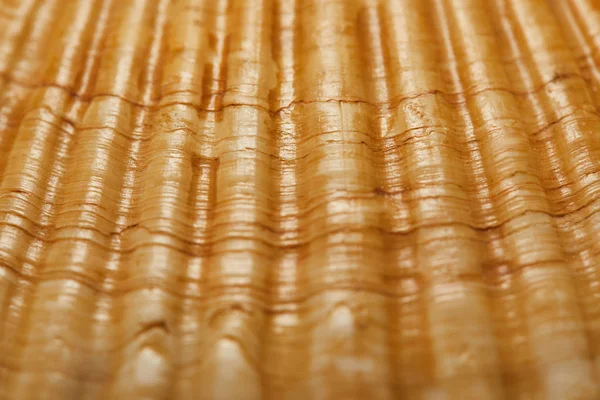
left=1, top=0, right=600, bottom=399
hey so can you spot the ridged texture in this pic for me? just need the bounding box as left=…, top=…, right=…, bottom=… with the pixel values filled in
left=1, top=0, right=600, bottom=399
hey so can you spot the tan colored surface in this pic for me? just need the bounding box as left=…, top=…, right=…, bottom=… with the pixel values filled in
left=1, top=0, right=600, bottom=398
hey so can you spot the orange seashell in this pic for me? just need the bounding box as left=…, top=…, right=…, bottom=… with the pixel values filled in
left=1, top=0, right=600, bottom=399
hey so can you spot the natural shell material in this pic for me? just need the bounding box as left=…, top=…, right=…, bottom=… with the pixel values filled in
left=1, top=0, right=600, bottom=399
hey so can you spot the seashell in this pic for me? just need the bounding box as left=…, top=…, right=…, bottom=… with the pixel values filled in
left=1, top=0, right=600, bottom=399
